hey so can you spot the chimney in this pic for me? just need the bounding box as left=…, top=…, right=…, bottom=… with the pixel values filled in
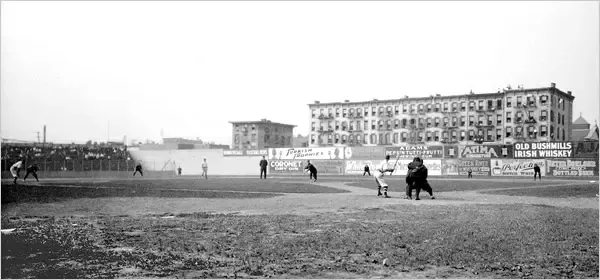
left=436, top=94, right=441, bottom=97
left=404, top=95, right=409, bottom=99
left=344, top=100, right=349, bottom=103
left=567, top=91, right=572, bottom=96
left=551, top=82, right=556, bottom=88
left=43, top=125, right=46, bottom=144
left=314, top=101, right=320, bottom=104
left=373, top=99, right=378, bottom=101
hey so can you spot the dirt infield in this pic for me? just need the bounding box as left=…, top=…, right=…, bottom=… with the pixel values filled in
left=2, top=178, right=597, bottom=218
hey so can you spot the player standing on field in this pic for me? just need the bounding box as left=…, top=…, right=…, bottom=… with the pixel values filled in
left=374, top=155, right=395, bottom=198
left=201, top=158, right=208, bottom=180
left=259, top=156, right=268, bottom=179
left=533, top=164, right=541, bottom=181
left=24, top=163, right=40, bottom=182
left=304, top=160, right=318, bottom=182
left=10, top=159, right=24, bottom=184
left=133, top=163, right=143, bottom=176
left=363, top=164, right=371, bottom=176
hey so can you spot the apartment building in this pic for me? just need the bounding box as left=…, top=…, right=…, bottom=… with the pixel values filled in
left=308, top=83, right=574, bottom=147
left=230, top=119, right=296, bottom=149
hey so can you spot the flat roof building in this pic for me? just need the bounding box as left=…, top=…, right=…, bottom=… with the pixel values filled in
left=307, top=83, right=574, bottom=147
left=229, top=119, right=296, bottom=149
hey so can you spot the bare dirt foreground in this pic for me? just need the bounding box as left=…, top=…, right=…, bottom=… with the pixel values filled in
left=1, top=178, right=599, bottom=279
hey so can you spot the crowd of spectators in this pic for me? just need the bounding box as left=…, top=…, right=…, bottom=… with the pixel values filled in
left=2, top=142, right=132, bottom=171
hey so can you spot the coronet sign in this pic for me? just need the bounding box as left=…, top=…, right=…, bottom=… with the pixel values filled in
left=269, top=160, right=304, bottom=172
left=514, top=142, right=573, bottom=158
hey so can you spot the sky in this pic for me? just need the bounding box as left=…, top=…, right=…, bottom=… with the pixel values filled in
left=1, top=1, right=599, bottom=146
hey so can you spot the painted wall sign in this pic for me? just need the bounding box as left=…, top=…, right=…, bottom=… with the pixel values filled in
left=384, top=146, right=443, bottom=158
left=546, top=159, right=598, bottom=176
left=490, top=159, right=546, bottom=176
left=513, top=142, right=573, bottom=158
left=268, top=148, right=344, bottom=160
left=458, top=159, right=490, bottom=176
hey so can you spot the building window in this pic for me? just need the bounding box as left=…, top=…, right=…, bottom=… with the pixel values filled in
left=452, top=102, right=458, bottom=112
left=460, top=116, right=466, bottom=126
left=434, top=131, right=439, bottom=142
left=506, top=112, right=512, bottom=123
left=378, top=120, right=384, bottom=129
left=540, top=95, right=548, bottom=105
left=452, top=117, right=457, bottom=127
left=341, top=135, right=347, bottom=144
left=540, top=125, right=547, bottom=137
left=478, top=100, right=484, bottom=110
left=478, top=115, right=484, bottom=126
left=343, top=108, right=347, bottom=117
left=336, top=108, right=340, bottom=117
left=469, top=101, right=475, bottom=111
left=561, top=114, right=565, bottom=125
left=311, top=122, right=316, bottom=131
left=516, top=126, right=522, bottom=137
left=364, top=120, right=369, bottom=130
left=357, top=108, right=362, bottom=116
left=369, top=120, right=375, bottom=130
left=342, top=121, right=348, bottom=131
left=394, top=119, right=399, bottom=129
left=435, top=103, right=440, bottom=112
left=410, top=104, right=416, bottom=113
left=386, top=120, right=392, bottom=130
left=393, top=133, right=398, bottom=144
left=403, top=104, right=408, bottom=114
left=427, top=118, right=432, bottom=127
left=328, top=108, right=333, bottom=117
left=496, top=114, right=502, bottom=125
left=401, top=132, right=407, bottom=142
left=312, top=109, right=316, bottom=118
left=442, top=131, right=449, bottom=142
left=487, top=130, right=493, bottom=141
left=528, top=126, right=536, bottom=138
left=516, top=96, right=522, bottom=107
left=488, top=100, right=494, bottom=110
left=496, top=129, right=502, bottom=141
left=363, top=107, right=368, bottom=117
left=435, top=117, right=440, bottom=127
left=443, top=103, right=449, bottom=112
left=461, top=102, right=466, bottom=111
left=372, top=107, right=376, bottom=116
left=451, top=130, right=457, bottom=141
left=401, top=119, right=407, bottom=128
left=460, top=130, right=466, bottom=141
left=562, top=128, right=566, bottom=140
left=497, top=99, right=502, bottom=110
left=335, top=121, right=340, bottom=130
left=427, top=103, right=432, bottom=112
left=418, top=104, right=424, bottom=113
left=487, top=115, right=493, bottom=126
left=469, top=130, right=474, bottom=140
left=363, top=133, right=368, bottom=144
left=516, top=112, right=523, bottom=123
left=506, top=97, right=512, bottom=108
left=506, top=127, right=512, bottom=138
left=311, top=135, right=316, bottom=144
left=395, top=105, right=399, bottom=115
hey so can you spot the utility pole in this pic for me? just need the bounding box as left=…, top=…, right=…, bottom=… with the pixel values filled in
left=36, top=132, right=40, bottom=143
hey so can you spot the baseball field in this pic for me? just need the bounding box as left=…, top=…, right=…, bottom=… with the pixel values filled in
left=1, top=176, right=598, bottom=278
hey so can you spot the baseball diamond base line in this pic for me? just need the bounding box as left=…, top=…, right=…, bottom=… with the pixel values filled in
left=1, top=179, right=597, bottom=219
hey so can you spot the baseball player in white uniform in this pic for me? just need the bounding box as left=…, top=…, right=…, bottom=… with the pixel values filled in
left=374, top=155, right=397, bottom=198
left=10, top=160, right=24, bottom=184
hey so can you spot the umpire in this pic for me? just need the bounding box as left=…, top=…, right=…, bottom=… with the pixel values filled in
left=406, top=157, right=435, bottom=200
left=259, top=156, right=268, bottom=179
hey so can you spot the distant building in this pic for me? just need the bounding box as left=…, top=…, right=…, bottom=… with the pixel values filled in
left=293, top=134, right=309, bottom=147
left=229, top=119, right=296, bottom=149
left=571, top=115, right=599, bottom=142
left=307, top=83, right=574, bottom=147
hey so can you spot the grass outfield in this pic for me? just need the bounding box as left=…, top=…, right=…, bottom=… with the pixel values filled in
left=342, top=176, right=598, bottom=192
left=1, top=178, right=347, bottom=205
left=482, top=184, right=599, bottom=198
left=1, top=177, right=598, bottom=278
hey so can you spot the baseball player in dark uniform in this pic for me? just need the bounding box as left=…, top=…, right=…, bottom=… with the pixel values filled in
left=259, top=156, right=268, bottom=179
left=23, top=163, right=40, bottom=182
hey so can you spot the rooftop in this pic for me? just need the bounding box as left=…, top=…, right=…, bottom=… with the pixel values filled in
left=308, top=83, right=574, bottom=107
left=229, top=119, right=296, bottom=127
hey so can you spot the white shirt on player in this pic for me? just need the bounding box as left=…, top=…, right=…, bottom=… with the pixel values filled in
left=10, top=161, right=23, bottom=171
